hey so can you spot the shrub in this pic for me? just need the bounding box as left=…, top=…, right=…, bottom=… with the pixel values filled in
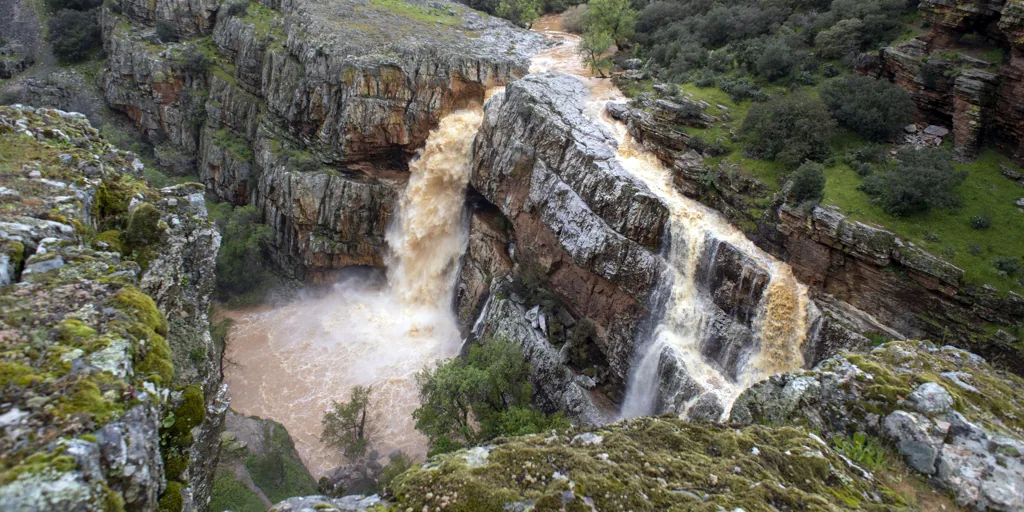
left=224, top=1, right=249, bottom=18
left=789, top=161, right=826, bottom=203
left=48, top=10, right=101, bottom=63
left=413, top=338, right=569, bottom=455
left=821, top=62, right=841, bottom=77
left=377, top=452, right=413, bottom=491
left=815, top=18, right=865, bottom=61
left=561, top=4, right=588, bottom=34
left=820, top=75, right=914, bottom=142
left=971, top=215, right=991, bottom=230
left=742, top=93, right=836, bottom=167
left=718, top=76, right=767, bottom=102
left=993, top=257, right=1022, bottom=276
left=156, top=20, right=177, bottom=42
left=755, top=37, right=799, bottom=82
left=859, top=148, right=966, bottom=216
left=495, top=0, right=540, bottom=26
left=582, top=0, right=637, bottom=46
left=833, top=432, right=889, bottom=470
left=181, top=47, right=210, bottom=75
left=212, top=204, right=275, bottom=298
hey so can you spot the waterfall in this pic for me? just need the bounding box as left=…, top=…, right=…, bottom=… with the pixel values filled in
left=387, top=109, right=484, bottom=306
left=529, top=16, right=812, bottom=421
left=222, top=106, right=484, bottom=475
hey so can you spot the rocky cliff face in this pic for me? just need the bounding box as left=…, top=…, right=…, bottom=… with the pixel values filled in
left=461, top=72, right=668, bottom=399
left=0, top=106, right=224, bottom=511
left=457, top=72, right=841, bottom=412
left=609, top=94, right=1024, bottom=374
left=865, top=0, right=1024, bottom=161
left=732, top=340, right=1024, bottom=511
left=100, top=0, right=544, bottom=281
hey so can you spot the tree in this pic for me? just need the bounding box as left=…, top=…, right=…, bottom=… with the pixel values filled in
left=742, top=93, right=836, bottom=167
left=815, top=18, right=865, bottom=61
left=859, top=148, right=966, bottom=216
left=577, top=28, right=614, bottom=78
left=412, top=338, right=568, bottom=456
left=582, top=0, right=637, bottom=47
left=789, top=161, right=826, bottom=203
left=820, top=75, right=914, bottom=142
left=211, top=204, right=274, bottom=298
left=47, top=10, right=101, bottom=63
left=321, top=385, right=373, bottom=459
left=755, top=37, right=798, bottom=82
left=495, top=0, right=541, bottom=26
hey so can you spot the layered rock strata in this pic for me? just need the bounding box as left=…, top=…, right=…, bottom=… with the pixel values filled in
left=101, top=0, right=545, bottom=280
left=866, top=0, right=1024, bottom=161
left=0, top=106, right=224, bottom=511
left=460, top=72, right=831, bottom=407
left=609, top=96, right=1024, bottom=373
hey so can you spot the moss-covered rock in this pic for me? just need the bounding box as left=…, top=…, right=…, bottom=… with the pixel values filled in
left=389, top=417, right=909, bottom=511
left=732, top=341, right=1024, bottom=511
left=0, top=105, right=224, bottom=510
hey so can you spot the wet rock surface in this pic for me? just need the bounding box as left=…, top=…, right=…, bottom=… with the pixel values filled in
left=0, top=106, right=223, bottom=510
left=466, top=71, right=668, bottom=383
left=100, top=0, right=546, bottom=280
left=732, top=340, right=1024, bottom=511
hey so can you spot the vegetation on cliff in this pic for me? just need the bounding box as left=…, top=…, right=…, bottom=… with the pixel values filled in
left=413, top=338, right=569, bottom=456
left=619, top=0, right=1024, bottom=298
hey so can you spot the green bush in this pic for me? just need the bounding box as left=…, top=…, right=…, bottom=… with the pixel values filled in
left=181, top=47, right=211, bottom=75
left=742, top=93, right=836, bottom=167
left=377, top=452, right=413, bottom=492
left=210, top=473, right=265, bottom=512
left=755, top=37, right=799, bottom=82
left=789, top=161, right=826, bottom=203
left=412, top=338, right=569, bottom=455
left=820, top=75, right=914, bottom=142
left=495, top=0, right=541, bottom=26
left=832, top=432, right=889, bottom=471
left=860, top=148, right=966, bottom=216
left=993, top=257, right=1022, bottom=276
left=561, top=4, right=588, bottom=34
left=48, top=10, right=101, bottom=63
left=211, top=203, right=275, bottom=300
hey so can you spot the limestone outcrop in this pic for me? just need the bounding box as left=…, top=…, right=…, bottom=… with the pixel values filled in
left=864, top=0, right=1024, bottom=161
left=0, top=106, right=224, bottom=511
left=100, top=0, right=545, bottom=280
left=464, top=71, right=669, bottom=387
left=732, top=340, right=1024, bottom=512
left=607, top=94, right=1024, bottom=374
left=386, top=417, right=912, bottom=511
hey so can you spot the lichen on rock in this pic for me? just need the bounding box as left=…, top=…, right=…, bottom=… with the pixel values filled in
left=0, top=105, right=224, bottom=511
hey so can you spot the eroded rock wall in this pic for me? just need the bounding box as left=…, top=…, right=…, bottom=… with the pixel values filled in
left=609, top=96, right=1024, bottom=373
left=101, top=0, right=544, bottom=280
left=0, top=106, right=223, bottom=511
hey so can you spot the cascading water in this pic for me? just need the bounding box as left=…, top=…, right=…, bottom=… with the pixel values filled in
left=222, top=108, right=484, bottom=475
left=530, top=15, right=812, bottom=420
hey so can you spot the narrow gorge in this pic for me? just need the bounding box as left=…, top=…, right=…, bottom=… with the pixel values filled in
left=1, top=0, right=1024, bottom=511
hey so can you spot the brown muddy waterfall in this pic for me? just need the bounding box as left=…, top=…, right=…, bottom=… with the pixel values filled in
left=224, top=14, right=812, bottom=477
left=224, top=109, right=484, bottom=476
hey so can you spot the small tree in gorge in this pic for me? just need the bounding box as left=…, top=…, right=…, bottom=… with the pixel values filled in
left=582, top=0, right=637, bottom=47
left=577, top=28, right=614, bottom=77
left=321, top=386, right=373, bottom=459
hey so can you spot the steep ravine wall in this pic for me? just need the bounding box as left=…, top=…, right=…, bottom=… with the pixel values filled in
left=865, top=0, right=1024, bottom=162
left=610, top=96, right=1024, bottom=374
left=100, top=0, right=544, bottom=281
left=456, top=73, right=854, bottom=416
left=0, top=107, right=224, bottom=511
